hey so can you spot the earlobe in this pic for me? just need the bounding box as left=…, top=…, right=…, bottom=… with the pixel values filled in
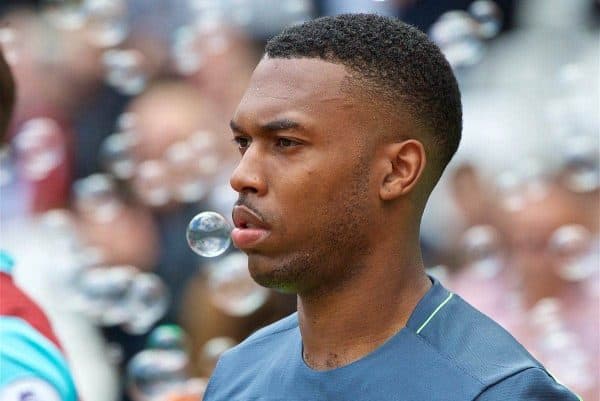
left=379, top=140, right=426, bottom=201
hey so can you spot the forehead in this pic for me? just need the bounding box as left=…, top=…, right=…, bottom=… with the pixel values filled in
left=233, top=57, right=358, bottom=124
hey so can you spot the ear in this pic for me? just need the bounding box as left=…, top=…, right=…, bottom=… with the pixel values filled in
left=379, top=139, right=427, bottom=201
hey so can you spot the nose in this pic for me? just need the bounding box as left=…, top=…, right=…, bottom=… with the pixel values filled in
left=230, top=146, right=267, bottom=196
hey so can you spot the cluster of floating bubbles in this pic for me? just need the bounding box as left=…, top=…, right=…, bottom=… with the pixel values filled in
left=127, top=348, right=190, bottom=401
left=13, top=118, right=66, bottom=181
left=84, top=0, right=129, bottom=48
left=127, top=325, right=208, bottom=401
left=527, top=299, right=595, bottom=392
left=543, top=62, right=599, bottom=194
left=102, top=49, right=148, bottom=95
left=73, top=173, right=123, bottom=223
left=429, top=0, right=503, bottom=69
left=459, top=225, right=504, bottom=279
left=493, top=159, right=551, bottom=212
left=547, top=224, right=595, bottom=282
left=99, top=130, right=139, bottom=180
left=42, top=0, right=128, bottom=46
left=98, top=114, right=222, bottom=207
left=71, top=264, right=169, bottom=334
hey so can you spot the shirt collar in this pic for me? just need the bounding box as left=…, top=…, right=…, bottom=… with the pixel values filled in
left=405, top=275, right=453, bottom=333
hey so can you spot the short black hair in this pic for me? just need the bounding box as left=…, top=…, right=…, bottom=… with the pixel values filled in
left=265, top=13, right=462, bottom=178
left=0, top=49, right=15, bottom=142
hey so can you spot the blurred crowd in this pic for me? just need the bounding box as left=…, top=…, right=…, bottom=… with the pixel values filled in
left=0, top=0, right=598, bottom=401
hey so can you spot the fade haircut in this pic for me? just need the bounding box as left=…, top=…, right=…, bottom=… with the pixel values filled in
left=265, top=13, right=462, bottom=178
left=0, top=49, right=15, bottom=141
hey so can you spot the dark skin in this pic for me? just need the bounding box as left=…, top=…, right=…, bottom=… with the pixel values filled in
left=229, top=57, right=432, bottom=371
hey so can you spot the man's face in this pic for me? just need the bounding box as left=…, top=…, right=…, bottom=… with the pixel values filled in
left=229, top=58, right=380, bottom=294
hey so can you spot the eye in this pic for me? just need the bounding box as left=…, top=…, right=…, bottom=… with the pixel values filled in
left=276, top=137, right=299, bottom=148
left=233, top=136, right=251, bottom=152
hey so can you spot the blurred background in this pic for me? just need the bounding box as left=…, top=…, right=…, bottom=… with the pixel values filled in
left=0, top=0, right=598, bottom=400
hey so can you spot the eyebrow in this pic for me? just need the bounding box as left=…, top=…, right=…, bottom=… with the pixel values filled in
left=229, top=118, right=302, bottom=135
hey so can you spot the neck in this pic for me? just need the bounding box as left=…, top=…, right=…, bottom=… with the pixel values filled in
left=297, top=237, right=430, bottom=371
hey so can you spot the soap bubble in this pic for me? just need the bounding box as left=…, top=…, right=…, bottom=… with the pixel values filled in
left=122, top=273, right=169, bottom=335
left=99, top=132, right=138, bottom=179
left=147, top=324, right=188, bottom=351
left=127, top=349, right=188, bottom=401
left=42, top=0, right=87, bottom=31
left=198, top=337, right=236, bottom=372
left=459, top=225, right=504, bottom=279
left=189, top=131, right=221, bottom=177
left=186, top=212, right=232, bottom=257
left=133, top=160, right=171, bottom=207
left=73, top=173, right=123, bottom=223
left=430, top=11, right=484, bottom=68
left=561, top=135, right=599, bottom=193
left=207, top=252, right=268, bottom=316
left=165, top=141, right=209, bottom=203
left=84, top=0, right=129, bottom=48
left=116, top=112, right=137, bottom=132
left=468, top=0, right=503, bottom=39
left=73, top=265, right=138, bottom=325
left=548, top=224, right=594, bottom=281
left=172, top=25, right=205, bottom=76
left=102, top=49, right=148, bottom=95
left=13, top=118, right=66, bottom=181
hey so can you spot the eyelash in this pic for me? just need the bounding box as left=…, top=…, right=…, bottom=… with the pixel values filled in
left=232, top=137, right=300, bottom=151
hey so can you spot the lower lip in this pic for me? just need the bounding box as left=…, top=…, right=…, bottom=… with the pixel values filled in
left=231, top=228, right=270, bottom=249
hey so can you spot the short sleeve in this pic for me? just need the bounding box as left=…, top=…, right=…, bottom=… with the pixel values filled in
left=0, top=317, right=78, bottom=401
left=475, top=368, right=581, bottom=401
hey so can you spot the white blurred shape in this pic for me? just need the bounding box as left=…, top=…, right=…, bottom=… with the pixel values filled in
left=548, top=224, right=595, bottom=281
left=99, top=132, right=138, bottom=179
left=84, top=0, right=129, bottom=48
left=13, top=118, right=66, bottom=181
left=430, top=11, right=485, bottom=68
left=127, top=349, right=188, bottom=401
left=73, top=265, right=138, bottom=326
left=468, top=0, right=503, bottom=39
left=73, top=173, right=123, bottom=223
left=207, top=252, right=268, bottom=316
left=122, top=273, right=169, bottom=335
left=0, top=28, right=19, bottom=65
left=459, top=225, right=503, bottom=279
left=102, top=49, right=148, bottom=95
left=133, top=159, right=171, bottom=207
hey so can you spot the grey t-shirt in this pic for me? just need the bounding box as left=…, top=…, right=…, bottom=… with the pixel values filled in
left=204, top=278, right=580, bottom=401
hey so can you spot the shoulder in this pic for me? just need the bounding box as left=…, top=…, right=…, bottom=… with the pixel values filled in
left=411, top=288, right=550, bottom=389
left=474, top=367, right=580, bottom=401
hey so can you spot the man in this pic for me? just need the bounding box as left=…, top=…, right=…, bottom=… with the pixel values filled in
left=203, top=14, right=579, bottom=401
left=0, top=50, right=78, bottom=400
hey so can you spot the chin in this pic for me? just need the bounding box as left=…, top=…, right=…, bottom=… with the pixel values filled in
left=246, top=253, right=307, bottom=294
